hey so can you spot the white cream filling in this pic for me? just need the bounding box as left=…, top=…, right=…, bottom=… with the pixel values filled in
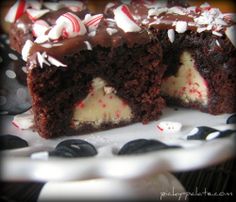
left=73, top=77, right=133, bottom=128
left=161, top=51, right=208, bottom=105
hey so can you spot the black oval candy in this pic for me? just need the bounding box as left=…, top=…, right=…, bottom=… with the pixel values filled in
left=226, top=114, right=236, bottom=124
left=187, top=126, right=218, bottom=140
left=217, top=130, right=236, bottom=139
left=0, top=134, right=28, bottom=150
left=118, top=139, right=180, bottom=155
left=50, top=139, right=97, bottom=158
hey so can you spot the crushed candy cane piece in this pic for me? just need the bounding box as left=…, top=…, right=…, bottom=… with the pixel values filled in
left=34, top=34, right=49, bottom=44
left=26, top=8, right=49, bottom=21
left=167, top=29, right=175, bottom=43
left=32, top=20, right=50, bottom=37
left=12, top=110, right=34, bottom=130
left=84, top=41, right=92, bottom=50
left=47, top=55, right=67, bottom=67
left=225, top=25, right=236, bottom=48
left=175, top=21, right=188, bottom=33
left=37, top=52, right=50, bottom=68
left=22, top=40, right=33, bottom=61
left=56, top=12, right=87, bottom=37
left=157, top=121, right=182, bottom=133
left=114, top=5, right=141, bottom=33
left=5, top=0, right=26, bottom=23
left=83, top=14, right=103, bottom=31
left=48, top=24, right=64, bottom=40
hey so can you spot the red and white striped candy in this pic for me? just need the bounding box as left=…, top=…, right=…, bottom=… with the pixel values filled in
left=5, top=0, right=26, bottom=23
left=26, top=8, right=49, bottom=21
left=157, top=121, right=182, bottom=133
left=83, top=14, right=103, bottom=31
left=48, top=23, right=65, bottom=40
left=56, top=12, right=86, bottom=38
left=114, top=5, right=141, bottom=32
left=32, top=20, right=50, bottom=37
left=59, top=0, right=84, bottom=12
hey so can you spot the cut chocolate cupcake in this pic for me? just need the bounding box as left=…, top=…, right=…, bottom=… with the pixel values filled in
left=19, top=5, right=166, bottom=138
left=145, top=3, right=236, bottom=114
left=5, top=1, right=236, bottom=138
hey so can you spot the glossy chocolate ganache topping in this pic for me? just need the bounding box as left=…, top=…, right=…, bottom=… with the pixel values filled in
left=144, top=2, right=236, bottom=45
left=15, top=2, right=150, bottom=68
left=9, top=1, right=235, bottom=68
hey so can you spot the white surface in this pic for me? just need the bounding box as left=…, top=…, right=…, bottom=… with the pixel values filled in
left=1, top=107, right=235, bottom=181
left=38, top=173, right=187, bottom=201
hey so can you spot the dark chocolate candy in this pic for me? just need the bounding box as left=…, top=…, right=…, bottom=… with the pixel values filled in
left=50, top=139, right=97, bottom=158
left=0, top=134, right=28, bottom=150
left=226, top=114, right=236, bottom=124
left=118, top=139, right=180, bottom=155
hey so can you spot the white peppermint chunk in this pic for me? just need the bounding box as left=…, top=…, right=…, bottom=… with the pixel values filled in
left=47, top=55, right=67, bottom=67
left=225, top=25, right=236, bottom=48
left=12, top=110, right=34, bottom=130
left=37, top=52, right=50, bottom=68
left=26, top=8, right=49, bottom=20
left=175, top=21, right=187, bottom=33
left=22, top=40, right=34, bottom=61
left=157, top=121, right=182, bottom=133
left=167, top=29, right=175, bottom=43
left=84, top=41, right=92, bottom=50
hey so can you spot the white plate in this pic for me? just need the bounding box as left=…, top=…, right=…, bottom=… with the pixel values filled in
left=1, top=107, right=235, bottom=182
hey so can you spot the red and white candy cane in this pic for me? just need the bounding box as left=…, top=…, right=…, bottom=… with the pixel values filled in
left=56, top=12, right=86, bottom=38
left=114, top=5, right=141, bottom=32
left=32, top=20, right=50, bottom=37
left=84, top=14, right=103, bottom=31
left=5, top=0, right=26, bottom=23
left=26, top=8, right=49, bottom=21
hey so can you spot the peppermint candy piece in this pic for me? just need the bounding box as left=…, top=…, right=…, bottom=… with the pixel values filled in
left=114, top=5, right=141, bottom=33
left=83, top=14, right=103, bottom=32
left=175, top=21, right=188, bottom=33
left=5, top=0, right=26, bottom=23
left=225, top=25, right=236, bottom=48
left=32, top=20, right=50, bottom=37
left=36, top=52, right=67, bottom=68
left=47, top=55, right=67, bottom=67
left=48, top=24, right=64, bottom=40
left=12, top=110, right=34, bottom=130
left=59, top=0, right=84, bottom=12
left=157, top=121, right=182, bottom=133
left=26, top=8, right=50, bottom=21
left=167, top=29, right=175, bottom=43
left=22, top=40, right=34, bottom=61
left=56, top=12, right=87, bottom=38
